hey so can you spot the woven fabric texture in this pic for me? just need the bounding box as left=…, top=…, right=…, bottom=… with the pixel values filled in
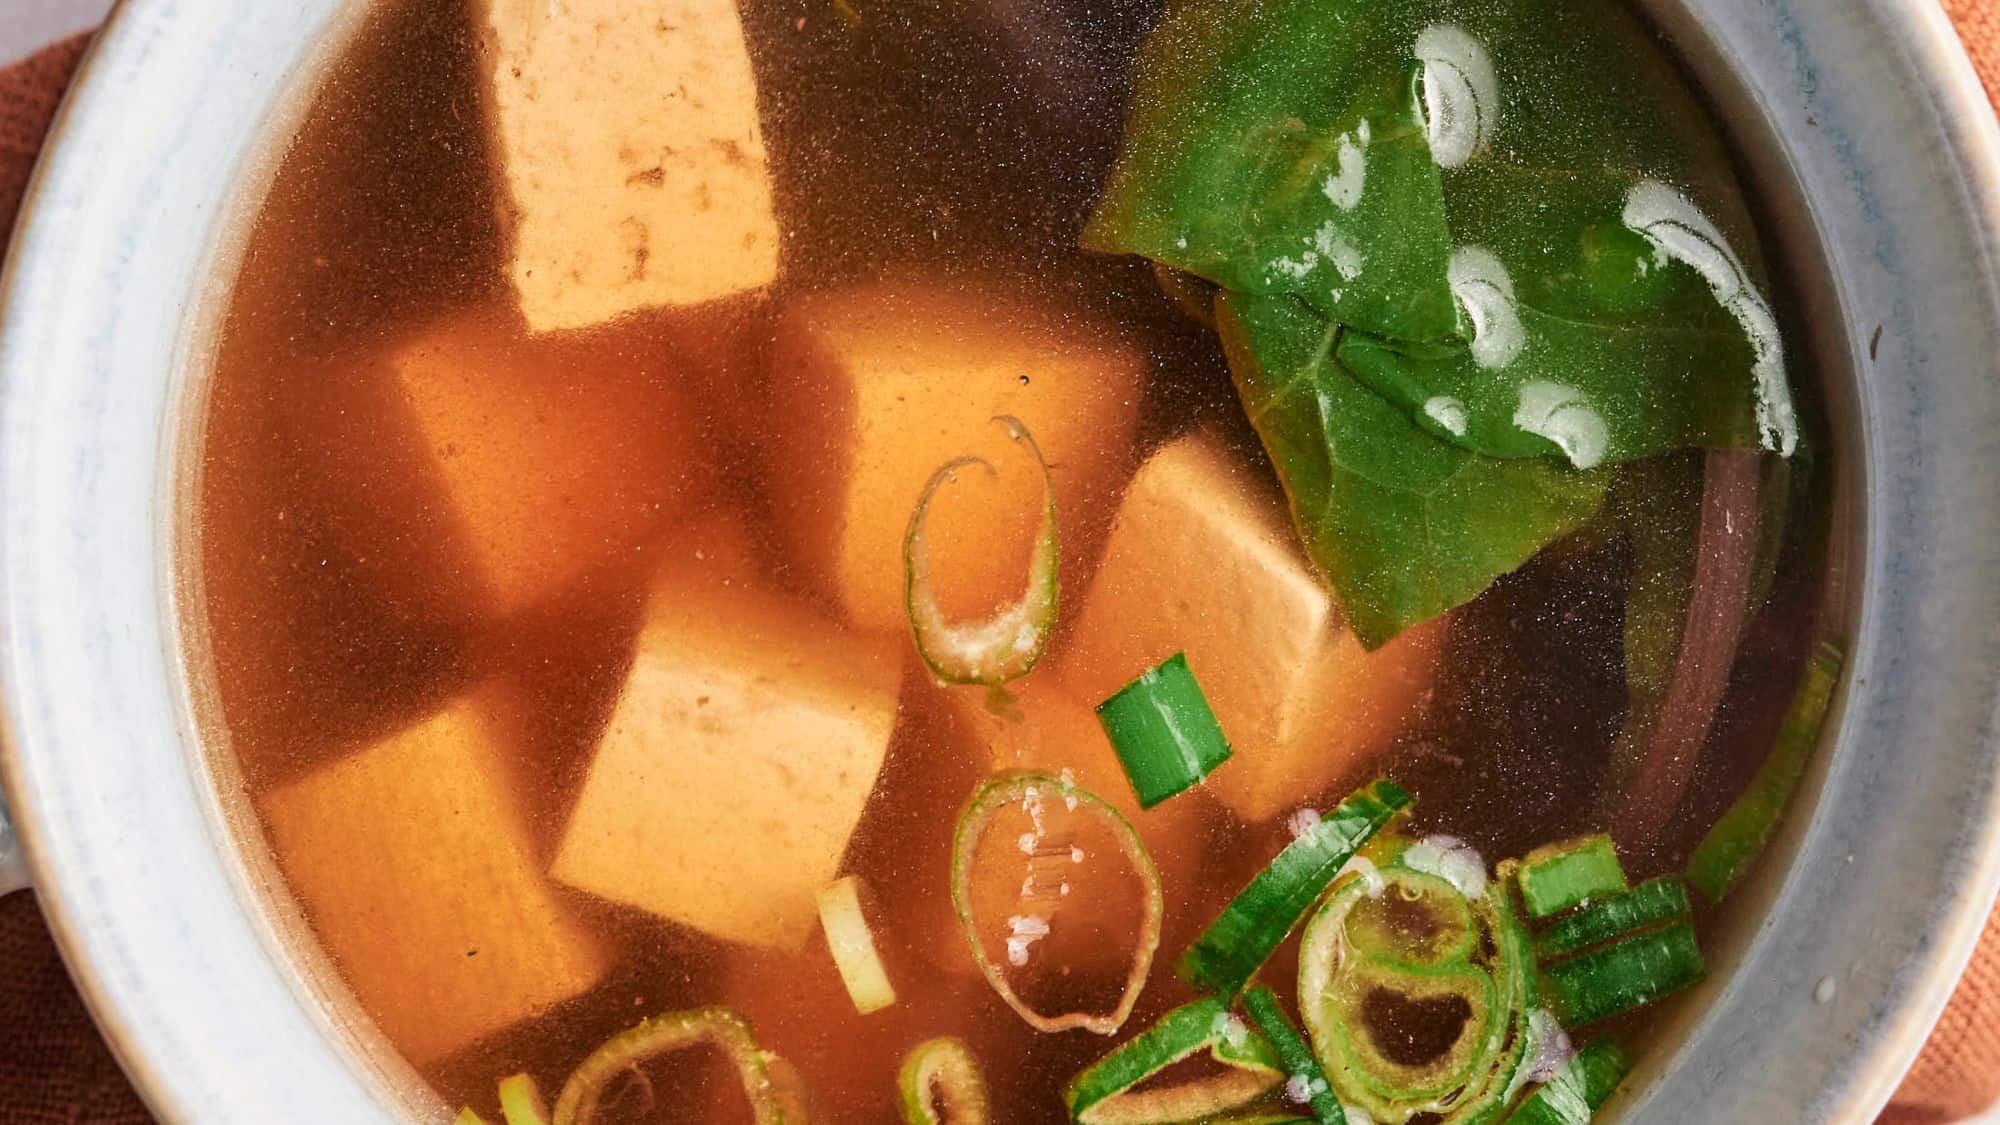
left=1, top=10, right=1998, bottom=1125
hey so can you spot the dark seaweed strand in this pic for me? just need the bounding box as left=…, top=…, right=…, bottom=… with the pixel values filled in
left=1686, top=643, right=1845, bottom=902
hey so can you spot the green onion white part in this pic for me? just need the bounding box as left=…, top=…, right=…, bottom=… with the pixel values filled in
left=817, top=874, right=897, bottom=1015
left=497, top=1074, right=550, bottom=1125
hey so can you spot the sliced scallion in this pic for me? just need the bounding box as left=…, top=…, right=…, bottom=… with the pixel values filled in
left=1516, top=836, right=1628, bottom=920
left=497, top=1074, right=551, bottom=1125
left=1243, top=986, right=1348, bottom=1125
left=904, top=415, right=1060, bottom=686
left=551, top=1007, right=799, bottom=1125
left=1502, top=1039, right=1630, bottom=1125
left=454, top=1110, right=491, bottom=1125
left=1534, top=878, right=1691, bottom=961
left=1297, top=844, right=1535, bottom=1124
left=1066, top=996, right=1285, bottom=1125
left=951, top=771, right=1164, bottom=1035
left=1095, top=652, right=1234, bottom=809
left=1686, top=643, right=1844, bottom=903
left=1180, top=779, right=1413, bottom=998
left=1540, top=923, right=1704, bottom=1028
left=898, top=1037, right=989, bottom=1124
left=817, top=874, right=897, bottom=1015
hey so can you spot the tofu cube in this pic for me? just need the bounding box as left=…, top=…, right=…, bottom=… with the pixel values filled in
left=260, top=687, right=607, bottom=1067
left=761, top=277, right=1143, bottom=633
left=473, top=0, right=779, bottom=332
left=1054, top=432, right=1443, bottom=822
left=305, top=304, right=710, bottom=624
left=551, top=517, right=904, bottom=949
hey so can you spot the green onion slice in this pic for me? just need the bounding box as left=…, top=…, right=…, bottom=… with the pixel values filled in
left=1297, top=844, right=1536, bottom=1124
left=1534, top=878, right=1691, bottom=961
left=1095, top=652, right=1235, bottom=809
left=1066, top=996, right=1287, bottom=1124
left=454, top=1109, right=492, bottom=1125
left=951, top=770, right=1164, bottom=1035
left=498, top=1074, right=551, bottom=1125
left=551, top=1007, right=800, bottom=1125
left=904, top=415, right=1060, bottom=686
left=899, top=1037, right=989, bottom=1125
left=1516, top=836, right=1628, bottom=920
left=1540, top=923, right=1705, bottom=1028
left=1502, top=1040, right=1631, bottom=1125
left=1687, top=643, right=1844, bottom=902
left=817, top=874, right=897, bottom=1015
left=1244, top=987, right=1348, bottom=1125
left=1180, top=779, right=1413, bottom=998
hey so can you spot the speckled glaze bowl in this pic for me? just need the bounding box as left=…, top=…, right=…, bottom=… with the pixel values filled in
left=0, top=1, right=1996, bottom=1122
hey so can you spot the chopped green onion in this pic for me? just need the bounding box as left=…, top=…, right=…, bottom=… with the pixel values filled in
left=552, top=1007, right=799, bottom=1125
left=454, top=1110, right=492, bottom=1125
left=899, top=1037, right=989, bottom=1124
left=904, top=415, right=1060, bottom=686
left=1516, top=836, right=1628, bottom=919
left=497, top=1074, right=550, bottom=1125
left=1180, top=779, right=1412, bottom=998
left=1243, top=986, right=1348, bottom=1125
left=1503, top=1041, right=1631, bottom=1125
left=1066, top=996, right=1285, bottom=1125
left=1095, top=652, right=1234, bottom=809
left=1534, top=878, right=1692, bottom=961
left=951, top=771, right=1164, bottom=1035
left=1540, top=923, right=1705, bottom=1028
left=1297, top=844, right=1536, bottom=1124
left=817, top=874, right=897, bottom=1014
left=1687, top=643, right=1844, bottom=902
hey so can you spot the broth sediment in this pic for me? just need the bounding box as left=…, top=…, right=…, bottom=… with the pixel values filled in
left=191, top=0, right=1832, bottom=1120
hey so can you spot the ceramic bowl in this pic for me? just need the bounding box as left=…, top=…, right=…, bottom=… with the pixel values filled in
left=0, top=1, right=1997, bottom=1121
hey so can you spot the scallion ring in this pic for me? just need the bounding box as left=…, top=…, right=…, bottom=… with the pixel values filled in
left=950, top=770, right=1163, bottom=1035
left=898, top=1037, right=989, bottom=1124
left=904, top=415, right=1059, bottom=686
left=1179, top=779, right=1412, bottom=998
left=1066, top=996, right=1286, bottom=1125
left=551, top=1007, right=800, bottom=1125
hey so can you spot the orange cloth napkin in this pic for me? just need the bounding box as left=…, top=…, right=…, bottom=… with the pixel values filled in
left=1, top=10, right=1998, bottom=1124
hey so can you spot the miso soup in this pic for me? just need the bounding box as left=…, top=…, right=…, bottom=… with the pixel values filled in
left=187, top=0, right=1842, bottom=1120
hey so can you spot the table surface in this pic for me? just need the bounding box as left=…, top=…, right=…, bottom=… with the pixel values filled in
left=0, top=0, right=112, bottom=69
left=0, top=1, right=1996, bottom=1123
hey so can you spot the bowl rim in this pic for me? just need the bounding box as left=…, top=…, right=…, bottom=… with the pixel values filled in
left=1, top=1, right=1997, bottom=1123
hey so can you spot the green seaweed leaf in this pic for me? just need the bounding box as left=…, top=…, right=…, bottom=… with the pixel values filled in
left=1088, top=0, right=1797, bottom=641
left=1218, top=292, right=1605, bottom=648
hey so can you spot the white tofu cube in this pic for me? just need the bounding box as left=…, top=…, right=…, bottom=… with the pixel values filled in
left=761, top=276, right=1144, bottom=633
left=1054, top=432, right=1444, bottom=822
left=260, top=687, right=608, bottom=1066
left=474, top=0, right=780, bottom=332
left=303, top=304, right=710, bottom=624
left=552, top=518, right=904, bottom=949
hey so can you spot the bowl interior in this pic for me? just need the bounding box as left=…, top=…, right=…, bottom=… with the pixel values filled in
left=1, top=2, right=1997, bottom=1123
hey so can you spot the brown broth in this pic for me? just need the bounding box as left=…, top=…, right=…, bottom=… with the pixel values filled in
left=189, top=0, right=1831, bottom=1120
